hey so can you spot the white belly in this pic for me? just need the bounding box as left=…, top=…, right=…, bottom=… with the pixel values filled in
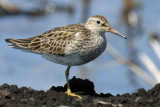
left=42, top=53, right=84, bottom=66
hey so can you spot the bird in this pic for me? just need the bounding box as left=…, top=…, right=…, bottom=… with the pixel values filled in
left=5, top=15, right=127, bottom=99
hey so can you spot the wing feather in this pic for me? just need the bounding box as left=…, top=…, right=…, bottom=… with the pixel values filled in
left=5, top=23, right=87, bottom=56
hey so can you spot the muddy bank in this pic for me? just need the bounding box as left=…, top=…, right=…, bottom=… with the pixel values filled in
left=0, top=76, right=160, bottom=107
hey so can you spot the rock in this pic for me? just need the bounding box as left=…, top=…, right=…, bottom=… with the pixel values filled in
left=0, top=77, right=160, bottom=106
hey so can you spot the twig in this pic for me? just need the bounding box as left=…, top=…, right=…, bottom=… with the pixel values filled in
left=138, top=52, right=160, bottom=82
left=149, top=38, right=160, bottom=61
left=0, top=0, right=18, bottom=13
left=106, top=43, right=156, bottom=86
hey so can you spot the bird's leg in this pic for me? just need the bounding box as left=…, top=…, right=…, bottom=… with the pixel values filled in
left=65, top=66, right=82, bottom=99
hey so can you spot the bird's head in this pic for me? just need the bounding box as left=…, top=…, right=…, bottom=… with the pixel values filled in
left=85, top=15, right=127, bottom=39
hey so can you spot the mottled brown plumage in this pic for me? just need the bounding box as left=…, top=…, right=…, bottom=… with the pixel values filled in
left=6, top=23, right=91, bottom=56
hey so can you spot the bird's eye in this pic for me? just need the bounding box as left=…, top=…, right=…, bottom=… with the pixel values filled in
left=96, top=21, right=100, bottom=24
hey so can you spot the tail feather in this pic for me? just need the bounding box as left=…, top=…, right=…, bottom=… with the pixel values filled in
left=5, top=37, right=35, bottom=48
left=5, top=37, right=43, bottom=54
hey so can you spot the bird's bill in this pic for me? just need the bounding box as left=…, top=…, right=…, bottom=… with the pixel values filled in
left=108, top=28, right=127, bottom=39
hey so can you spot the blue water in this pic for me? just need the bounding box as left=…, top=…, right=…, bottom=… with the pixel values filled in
left=0, top=0, right=160, bottom=95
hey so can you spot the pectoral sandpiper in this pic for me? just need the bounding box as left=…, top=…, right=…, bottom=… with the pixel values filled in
left=5, top=15, right=127, bottom=99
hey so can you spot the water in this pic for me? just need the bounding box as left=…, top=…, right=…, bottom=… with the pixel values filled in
left=0, top=0, right=160, bottom=95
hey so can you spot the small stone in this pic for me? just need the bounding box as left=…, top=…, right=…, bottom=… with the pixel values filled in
left=29, top=97, right=35, bottom=102
left=135, top=97, right=142, bottom=102
left=0, top=90, right=10, bottom=97
left=21, top=99, right=27, bottom=104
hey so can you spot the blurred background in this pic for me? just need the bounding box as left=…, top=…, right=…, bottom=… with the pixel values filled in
left=0, top=0, right=160, bottom=95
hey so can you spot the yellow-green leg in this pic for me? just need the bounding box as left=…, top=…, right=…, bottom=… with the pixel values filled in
left=65, top=66, right=82, bottom=99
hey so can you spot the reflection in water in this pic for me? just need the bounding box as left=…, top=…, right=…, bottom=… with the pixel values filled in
left=0, top=0, right=74, bottom=16
left=123, top=0, right=143, bottom=89
left=0, top=0, right=18, bottom=14
left=114, top=0, right=160, bottom=88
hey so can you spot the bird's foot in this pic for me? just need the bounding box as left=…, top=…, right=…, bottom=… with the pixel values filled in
left=65, top=89, right=82, bottom=99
